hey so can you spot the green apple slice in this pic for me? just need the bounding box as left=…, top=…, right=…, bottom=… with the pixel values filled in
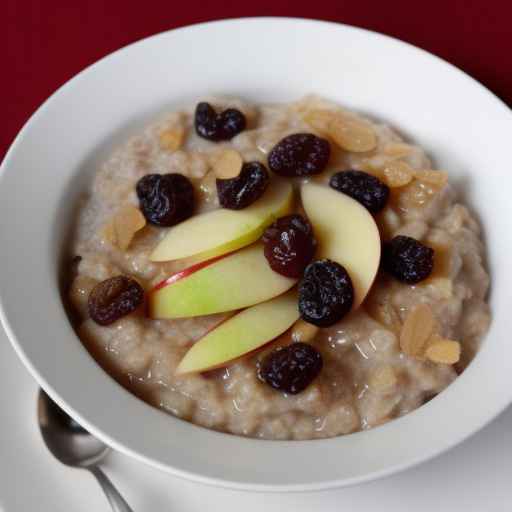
left=176, top=290, right=299, bottom=374
left=150, top=178, right=293, bottom=263
left=149, top=243, right=297, bottom=318
left=301, top=182, right=381, bottom=308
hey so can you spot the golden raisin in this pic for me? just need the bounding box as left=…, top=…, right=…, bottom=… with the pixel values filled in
left=414, top=169, right=448, bottom=187
left=397, top=180, right=436, bottom=210
left=302, top=109, right=334, bottom=134
left=102, top=205, right=146, bottom=251
left=399, top=303, right=436, bottom=357
left=382, top=161, right=414, bottom=188
left=328, top=114, right=377, bottom=153
left=425, top=336, right=461, bottom=364
left=115, top=205, right=146, bottom=250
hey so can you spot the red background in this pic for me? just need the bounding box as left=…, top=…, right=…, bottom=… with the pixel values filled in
left=2, top=1, right=510, bottom=160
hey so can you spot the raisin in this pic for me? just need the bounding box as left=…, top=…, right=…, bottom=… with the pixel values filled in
left=216, top=162, right=269, bottom=210
left=298, top=259, right=354, bottom=327
left=221, top=109, right=246, bottom=139
left=262, top=214, right=316, bottom=277
left=259, top=342, right=323, bottom=394
left=194, top=102, right=246, bottom=141
left=136, top=173, right=194, bottom=227
left=382, top=235, right=434, bottom=284
left=268, top=133, right=331, bottom=177
left=329, top=170, right=389, bottom=214
left=88, top=276, right=144, bottom=326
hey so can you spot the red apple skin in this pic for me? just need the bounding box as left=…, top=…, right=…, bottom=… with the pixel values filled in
left=152, top=251, right=235, bottom=291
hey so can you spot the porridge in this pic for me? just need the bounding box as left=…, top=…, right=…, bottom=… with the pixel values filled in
left=68, top=95, right=490, bottom=440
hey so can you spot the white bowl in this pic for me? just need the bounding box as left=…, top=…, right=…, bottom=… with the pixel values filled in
left=1, top=18, right=511, bottom=492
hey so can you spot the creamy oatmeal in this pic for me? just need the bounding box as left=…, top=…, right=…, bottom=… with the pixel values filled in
left=68, top=96, right=490, bottom=439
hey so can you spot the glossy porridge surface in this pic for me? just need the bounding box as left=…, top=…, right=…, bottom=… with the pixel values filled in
left=69, top=96, right=490, bottom=439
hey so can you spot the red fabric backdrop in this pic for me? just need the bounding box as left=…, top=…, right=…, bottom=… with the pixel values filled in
left=2, top=0, right=510, bottom=160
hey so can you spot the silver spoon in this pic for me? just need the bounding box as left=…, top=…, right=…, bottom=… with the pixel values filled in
left=37, top=389, right=134, bottom=512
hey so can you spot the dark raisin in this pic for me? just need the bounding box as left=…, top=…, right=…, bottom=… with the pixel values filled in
left=298, top=259, right=354, bottom=327
left=259, top=342, right=323, bottom=394
left=221, top=109, right=247, bottom=139
left=136, top=173, right=194, bottom=227
left=262, top=214, right=316, bottom=278
left=216, top=162, right=269, bottom=210
left=194, top=102, right=246, bottom=141
left=268, top=133, right=331, bottom=177
left=195, top=103, right=217, bottom=139
left=329, top=170, right=389, bottom=214
left=88, top=276, right=144, bottom=326
left=382, top=235, right=434, bottom=284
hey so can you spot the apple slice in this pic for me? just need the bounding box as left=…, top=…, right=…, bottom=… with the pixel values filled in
left=149, top=243, right=296, bottom=318
left=301, top=182, right=381, bottom=308
left=150, top=178, right=293, bottom=263
left=176, top=290, right=300, bottom=374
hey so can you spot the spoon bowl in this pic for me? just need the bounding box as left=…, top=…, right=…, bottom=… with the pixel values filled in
left=38, top=390, right=110, bottom=467
left=37, top=390, right=133, bottom=512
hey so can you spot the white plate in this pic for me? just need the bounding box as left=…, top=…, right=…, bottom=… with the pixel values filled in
left=1, top=325, right=511, bottom=510
left=1, top=18, right=512, bottom=491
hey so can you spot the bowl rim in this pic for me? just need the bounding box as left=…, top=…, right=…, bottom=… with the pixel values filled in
left=1, top=17, right=511, bottom=492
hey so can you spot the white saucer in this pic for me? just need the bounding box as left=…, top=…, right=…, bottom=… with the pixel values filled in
left=1, top=323, right=510, bottom=510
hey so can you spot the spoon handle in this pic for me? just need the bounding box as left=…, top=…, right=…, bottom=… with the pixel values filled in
left=89, top=466, right=134, bottom=512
